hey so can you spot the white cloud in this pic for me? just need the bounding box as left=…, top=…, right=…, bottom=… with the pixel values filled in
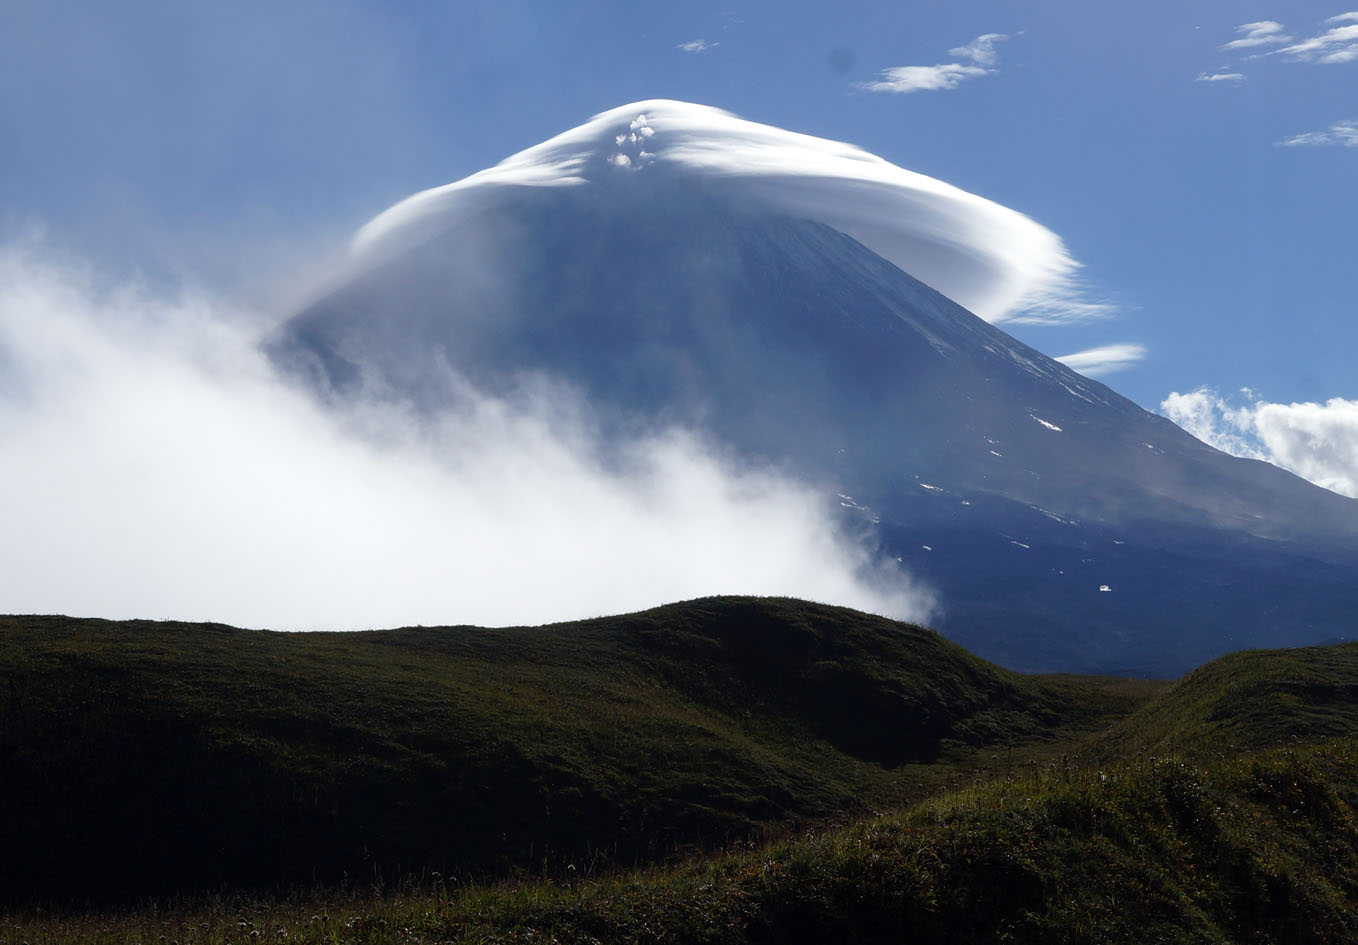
left=1221, top=20, right=1292, bottom=49
left=1202, top=16, right=1358, bottom=85
left=860, top=33, right=1008, bottom=96
left=1054, top=343, right=1146, bottom=377
left=1278, top=119, right=1358, bottom=147
left=858, top=63, right=991, bottom=94
left=1162, top=387, right=1358, bottom=498
left=949, top=33, right=1007, bottom=66
left=354, top=100, right=1100, bottom=325
left=1275, top=20, right=1358, bottom=62
left=677, top=39, right=717, bottom=53
left=0, top=243, right=934, bottom=630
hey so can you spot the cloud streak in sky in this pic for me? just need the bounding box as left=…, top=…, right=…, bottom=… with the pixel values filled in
left=1214, top=14, right=1358, bottom=66
left=1162, top=387, right=1358, bottom=498
left=1277, top=119, right=1358, bottom=147
left=1221, top=21, right=1292, bottom=50
left=0, top=243, right=934, bottom=630
left=859, top=33, right=1007, bottom=95
left=1054, top=343, right=1147, bottom=377
left=677, top=39, right=718, bottom=53
left=1274, top=16, right=1358, bottom=63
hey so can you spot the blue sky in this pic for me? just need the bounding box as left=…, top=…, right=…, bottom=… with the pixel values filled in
left=2, top=0, right=1355, bottom=431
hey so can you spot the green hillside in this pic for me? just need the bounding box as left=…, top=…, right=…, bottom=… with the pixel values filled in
left=7, top=597, right=1358, bottom=944
left=1090, top=641, right=1358, bottom=761
left=0, top=597, right=1138, bottom=905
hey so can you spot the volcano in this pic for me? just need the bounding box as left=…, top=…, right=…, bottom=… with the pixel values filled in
left=268, top=101, right=1358, bottom=675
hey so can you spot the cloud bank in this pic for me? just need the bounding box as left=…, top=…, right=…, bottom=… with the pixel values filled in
left=352, top=100, right=1101, bottom=325
left=1162, top=387, right=1358, bottom=498
left=0, top=243, right=934, bottom=630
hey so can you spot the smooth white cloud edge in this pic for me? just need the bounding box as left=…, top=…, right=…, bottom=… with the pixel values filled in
left=1162, top=387, right=1358, bottom=498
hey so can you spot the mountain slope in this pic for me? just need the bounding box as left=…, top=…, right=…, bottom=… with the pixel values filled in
left=270, top=162, right=1358, bottom=673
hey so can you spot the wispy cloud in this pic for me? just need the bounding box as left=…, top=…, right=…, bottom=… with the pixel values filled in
left=1203, top=13, right=1358, bottom=83
left=948, top=33, right=1007, bottom=66
left=1054, top=343, right=1146, bottom=377
left=1162, top=387, right=1358, bottom=497
left=677, top=39, right=718, bottom=54
left=860, top=33, right=1007, bottom=95
left=1277, top=119, right=1358, bottom=147
left=1274, top=18, right=1358, bottom=62
left=1221, top=20, right=1292, bottom=50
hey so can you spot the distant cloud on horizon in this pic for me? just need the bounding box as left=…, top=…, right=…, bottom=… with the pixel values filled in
left=1054, top=343, right=1147, bottom=377
left=1163, top=387, right=1358, bottom=498
left=860, top=32, right=1007, bottom=95
left=1277, top=119, right=1358, bottom=147
left=1195, top=71, right=1245, bottom=82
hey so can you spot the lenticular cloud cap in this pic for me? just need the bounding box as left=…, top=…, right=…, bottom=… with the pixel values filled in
left=352, top=100, right=1097, bottom=324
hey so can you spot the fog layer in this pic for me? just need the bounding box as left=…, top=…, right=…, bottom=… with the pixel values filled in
left=0, top=244, right=934, bottom=629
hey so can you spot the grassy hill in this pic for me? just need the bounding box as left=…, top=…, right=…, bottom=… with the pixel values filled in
left=0, top=597, right=1141, bottom=905
left=1089, top=641, right=1358, bottom=761
left=6, top=598, right=1358, bottom=943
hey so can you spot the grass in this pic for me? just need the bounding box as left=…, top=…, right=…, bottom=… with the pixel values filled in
left=5, top=597, right=1358, bottom=942
left=1090, top=641, right=1358, bottom=762
left=8, top=738, right=1358, bottom=944
left=0, top=597, right=1140, bottom=905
